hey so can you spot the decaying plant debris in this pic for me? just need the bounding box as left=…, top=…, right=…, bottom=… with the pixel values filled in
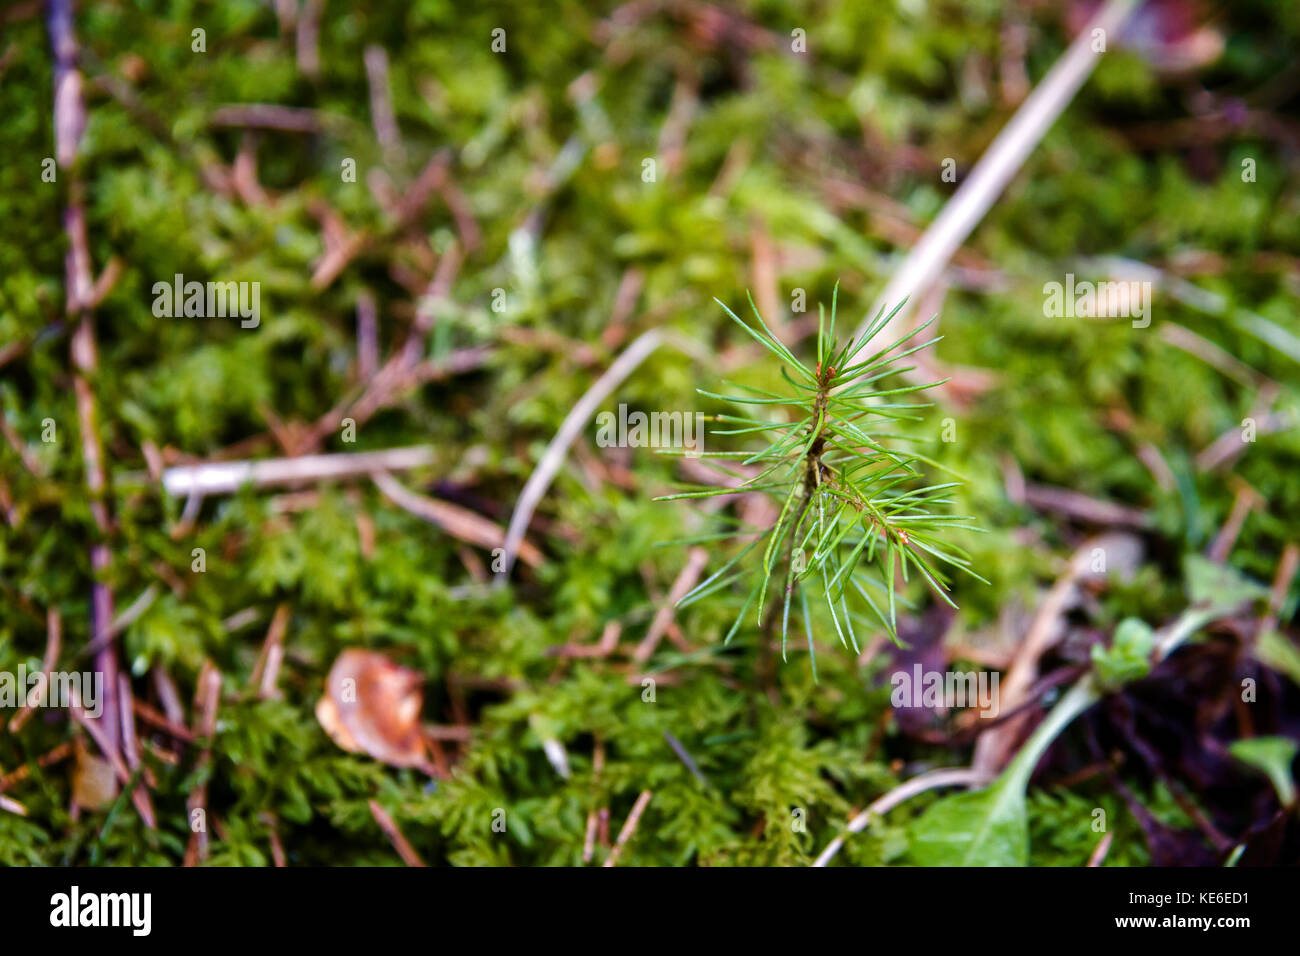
left=0, top=1, right=1298, bottom=867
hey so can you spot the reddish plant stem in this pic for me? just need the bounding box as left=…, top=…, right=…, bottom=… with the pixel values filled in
left=48, top=0, right=123, bottom=760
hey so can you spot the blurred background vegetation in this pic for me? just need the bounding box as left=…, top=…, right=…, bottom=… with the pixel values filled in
left=0, top=0, right=1297, bottom=865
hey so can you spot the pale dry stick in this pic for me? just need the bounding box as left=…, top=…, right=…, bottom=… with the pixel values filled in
left=498, top=329, right=663, bottom=580
left=161, top=445, right=436, bottom=497
left=850, top=0, right=1138, bottom=359
left=364, top=44, right=403, bottom=165
left=812, top=767, right=989, bottom=867
left=541, top=736, right=572, bottom=780
left=1197, top=409, right=1292, bottom=473
left=372, top=470, right=544, bottom=568
left=1020, top=483, right=1152, bottom=529
left=356, top=291, right=379, bottom=381
left=633, top=547, right=709, bottom=663
left=497, top=328, right=709, bottom=582
left=1087, top=829, right=1115, bottom=867
left=49, top=0, right=123, bottom=759
left=368, top=800, right=427, bottom=867
left=1135, top=443, right=1176, bottom=493
left=602, top=789, right=653, bottom=867
left=296, top=0, right=322, bottom=77
left=209, top=103, right=328, bottom=133
left=152, top=667, right=186, bottom=727
left=0, top=794, right=26, bottom=816
left=7, top=607, right=62, bottom=733
left=1158, top=323, right=1267, bottom=391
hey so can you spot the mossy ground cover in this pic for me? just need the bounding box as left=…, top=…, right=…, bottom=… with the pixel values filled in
left=0, top=0, right=1297, bottom=866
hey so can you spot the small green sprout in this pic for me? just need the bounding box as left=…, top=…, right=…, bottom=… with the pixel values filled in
left=657, top=284, right=985, bottom=674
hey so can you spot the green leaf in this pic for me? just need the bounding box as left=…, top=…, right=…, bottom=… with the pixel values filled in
left=908, top=777, right=1028, bottom=866
left=1254, top=629, right=1300, bottom=687
left=1184, top=554, right=1268, bottom=615
left=1229, top=737, right=1298, bottom=807
left=1090, top=617, right=1155, bottom=691
left=907, top=682, right=1100, bottom=865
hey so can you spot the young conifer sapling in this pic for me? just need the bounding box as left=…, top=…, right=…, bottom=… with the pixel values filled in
left=657, top=285, right=985, bottom=677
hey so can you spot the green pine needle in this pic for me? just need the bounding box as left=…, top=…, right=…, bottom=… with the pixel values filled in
left=661, top=288, right=983, bottom=662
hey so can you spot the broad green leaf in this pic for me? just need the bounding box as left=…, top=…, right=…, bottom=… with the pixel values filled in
left=1229, top=737, right=1298, bottom=807
left=906, top=682, right=1099, bottom=866
left=1184, top=554, right=1268, bottom=615
left=1255, top=629, right=1300, bottom=687
left=908, top=777, right=1028, bottom=866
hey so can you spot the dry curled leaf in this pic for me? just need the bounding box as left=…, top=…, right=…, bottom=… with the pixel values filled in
left=316, top=650, right=427, bottom=769
left=72, top=743, right=118, bottom=810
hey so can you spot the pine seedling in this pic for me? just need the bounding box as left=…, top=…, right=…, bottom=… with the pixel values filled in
left=656, top=285, right=985, bottom=674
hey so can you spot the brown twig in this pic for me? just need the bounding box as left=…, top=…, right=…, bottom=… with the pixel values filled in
left=250, top=603, right=291, bottom=698
left=372, top=470, right=544, bottom=567
left=0, top=741, right=74, bottom=790
left=602, top=790, right=652, bottom=867
left=263, top=812, right=289, bottom=867
left=1207, top=481, right=1263, bottom=563
left=1261, top=543, right=1300, bottom=636
left=550, top=621, right=623, bottom=659
left=132, top=698, right=195, bottom=743
left=368, top=800, right=426, bottom=867
left=583, top=737, right=606, bottom=864
left=7, top=607, right=62, bottom=733
left=184, top=661, right=221, bottom=866
left=633, top=547, right=709, bottom=662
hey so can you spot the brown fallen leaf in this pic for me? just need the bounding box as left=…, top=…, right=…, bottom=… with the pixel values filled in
left=316, top=650, right=428, bottom=769
left=72, top=741, right=118, bottom=809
